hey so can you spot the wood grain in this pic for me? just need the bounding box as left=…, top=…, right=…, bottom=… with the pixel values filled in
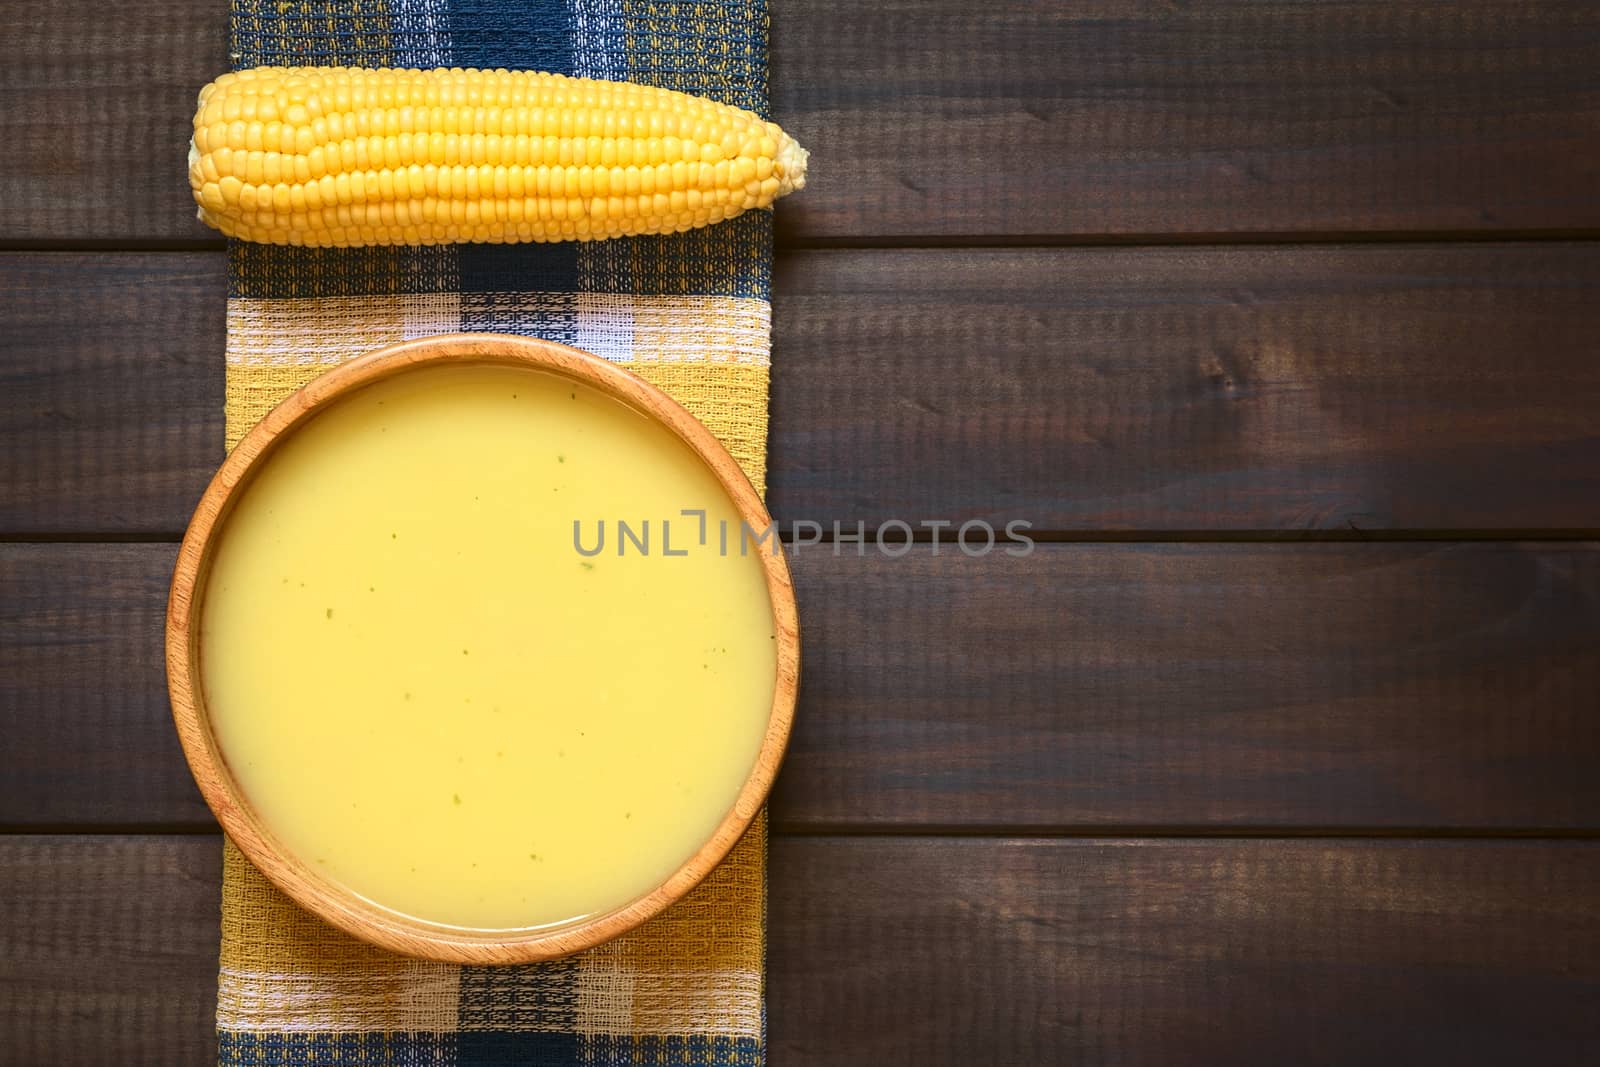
left=769, top=244, right=1600, bottom=531
left=771, top=0, right=1600, bottom=241
left=6, top=835, right=1599, bottom=1065
left=0, top=835, right=220, bottom=1066
left=768, top=837, right=1600, bottom=1065
left=8, top=245, right=1600, bottom=536
left=0, top=0, right=223, bottom=245
left=5, top=1, right=1600, bottom=243
left=775, top=541, right=1600, bottom=830
left=0, top=544, right=210, bottom=827
left=8, top=542, right=1599, bottom=831
left=0, top=253, right=224, bottom=534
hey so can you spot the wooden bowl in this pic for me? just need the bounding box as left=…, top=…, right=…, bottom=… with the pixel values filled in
left=166, top=333, right=799, bottom=963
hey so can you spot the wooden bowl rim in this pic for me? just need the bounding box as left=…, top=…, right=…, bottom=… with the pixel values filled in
left=166, top=332, right=799, bottom=964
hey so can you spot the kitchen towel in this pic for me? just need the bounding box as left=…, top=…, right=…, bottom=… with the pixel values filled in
left=217, top=1, right=773, bottom=1063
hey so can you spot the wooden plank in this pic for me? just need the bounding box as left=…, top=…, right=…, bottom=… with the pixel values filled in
left=1, top=545, right=212, bottom=827
left=780, top=541, right=1600, bottom=829
left=8, top=245, right=1600, bottom=535
left=768, top=837, right=1600, bottom=1065
left=6, top=542, right=1598, bottom=831
left=7, top=247, right=1600, bottom=536
left=5, top=2, right=1600, bottom=243
left=6, top=835, right=1599, bottom=1064
left=0, top=253, right=224, bottom=534
left=0, top=0, right=224, bottom=244
left=0, top=835, right=220, bottom=1065
left=771, top=0, right=1600, bottom=241
left=768, top=244, right=1600, bottom=531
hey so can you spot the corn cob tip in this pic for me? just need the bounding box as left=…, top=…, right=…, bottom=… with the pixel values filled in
left=775, top=134, right=809, bottom=197
left=187, top=139, right=207, bottom=223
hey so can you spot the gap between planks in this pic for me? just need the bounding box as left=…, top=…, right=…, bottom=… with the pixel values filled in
left=7, top=531, right=1600, bottom=544
left=7, top=826, right=1600, bottom=840
left=6, top=230, right=1600, bottom=255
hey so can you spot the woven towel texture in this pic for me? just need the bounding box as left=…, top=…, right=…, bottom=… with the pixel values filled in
left=218, top=2, right=773, bottom=1064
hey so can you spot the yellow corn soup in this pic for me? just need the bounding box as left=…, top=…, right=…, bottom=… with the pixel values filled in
left=200, top=362, right=776, bottom=929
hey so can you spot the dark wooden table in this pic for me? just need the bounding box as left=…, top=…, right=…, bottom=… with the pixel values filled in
left=5, top=2, right=1600, bottom=1063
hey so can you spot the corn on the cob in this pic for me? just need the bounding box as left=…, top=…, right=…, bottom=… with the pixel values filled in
left=188, top=66, right=809, bottom=247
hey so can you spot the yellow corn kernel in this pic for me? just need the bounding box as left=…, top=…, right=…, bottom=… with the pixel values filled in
left=190, top=65, right=809, bottom=246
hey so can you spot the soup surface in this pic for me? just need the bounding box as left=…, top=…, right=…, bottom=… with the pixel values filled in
left=202, top=362, right=776, bottom=929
